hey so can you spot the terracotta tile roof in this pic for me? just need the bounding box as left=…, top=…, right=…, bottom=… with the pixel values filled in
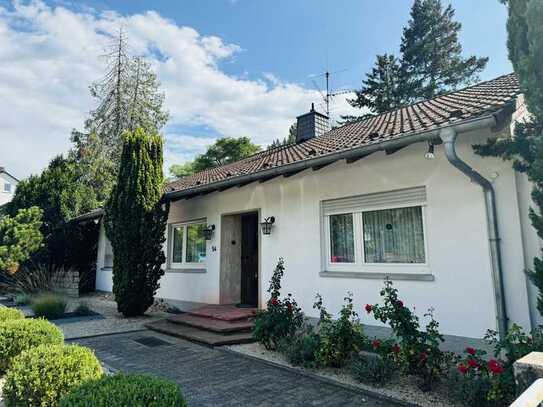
left=166, top=73, right=519, bottom=195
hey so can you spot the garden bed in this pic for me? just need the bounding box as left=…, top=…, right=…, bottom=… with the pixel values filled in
left=226, top=342, right=459, bottom=407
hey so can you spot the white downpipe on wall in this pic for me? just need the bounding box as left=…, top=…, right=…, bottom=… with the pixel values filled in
left=440, top=121, right=508, bottom=340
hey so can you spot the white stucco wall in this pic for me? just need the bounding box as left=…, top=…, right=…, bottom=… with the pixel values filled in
left=95, top=127, right=536, bottom=339
left=0, top=172, right=17, bottom=206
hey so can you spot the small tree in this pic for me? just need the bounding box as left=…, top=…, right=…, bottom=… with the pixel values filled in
left=105, top=128, right=169, bottom=316
left=0, top=207, right=43, bottom=274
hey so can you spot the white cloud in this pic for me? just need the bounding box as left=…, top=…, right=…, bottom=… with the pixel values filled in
left=0, top=0, right=360, bottom=179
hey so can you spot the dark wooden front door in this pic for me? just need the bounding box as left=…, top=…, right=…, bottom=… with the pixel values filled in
left=240, top=213, right=258, bottom=306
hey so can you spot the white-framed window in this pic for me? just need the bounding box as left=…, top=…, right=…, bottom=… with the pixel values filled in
left=322, top=187, right=428, bottom=272
left=169, top=219, right=207, bottom=269
left=3, top=182, right=11, bottom=193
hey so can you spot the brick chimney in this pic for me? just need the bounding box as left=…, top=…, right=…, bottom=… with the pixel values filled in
left=296, top=103, right=330, bottom=143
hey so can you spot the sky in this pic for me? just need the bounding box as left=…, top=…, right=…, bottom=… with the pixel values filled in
left=0, top=0, right=511, bottom=180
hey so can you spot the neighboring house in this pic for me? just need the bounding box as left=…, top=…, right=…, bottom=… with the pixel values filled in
left=92, top=73, right=541, bottom=340
left=0, top=167, right=18, bottom=206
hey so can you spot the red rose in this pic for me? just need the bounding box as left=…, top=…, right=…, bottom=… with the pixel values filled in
left=371, top=339, right=381, bottom=350
left=287, top=303, right=293, bottom=313
left=466, top=347, right=476, bottom=355
left=467, top=359, right=478, bottom=369
left=457, top=363, right=468, bottom=375
left=488, top=359, right=504, bottom=375
left=419, top=352, right=428, bottom=362
left=392, top=344, right=401, bottom=354
left=270, top=298, right=279, bottom=306
left=365, top=304, right=373, bottom=313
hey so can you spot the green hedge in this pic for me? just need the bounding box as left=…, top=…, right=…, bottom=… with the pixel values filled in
left=60, top=373, right=187, bottom=407
left=0, top=307, right=25, bottom=322
left=3, top=344, right=103, bottom=407
left=0, top=318, right=63, bottom=371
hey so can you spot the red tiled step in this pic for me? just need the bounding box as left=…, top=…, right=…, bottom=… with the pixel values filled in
left=187, top=305, right=257, bottom=322
left=167, top=313, right=253, bottom=334
left=146, top=320, right=255, bottom=347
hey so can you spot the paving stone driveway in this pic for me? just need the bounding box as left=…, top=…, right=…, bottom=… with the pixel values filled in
left=71, top=331, right=404, bottom=407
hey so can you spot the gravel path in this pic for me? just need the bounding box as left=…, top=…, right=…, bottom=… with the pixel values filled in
left=72, top=331, right=406, bottom=407
left=58, top=294, right=168, bottom=340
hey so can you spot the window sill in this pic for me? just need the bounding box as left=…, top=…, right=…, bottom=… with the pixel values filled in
left=166, top=268, right=206, bottom=274
left=320, top=271, right=434, bottom=281
left=100, top=267, right=112, bottom=272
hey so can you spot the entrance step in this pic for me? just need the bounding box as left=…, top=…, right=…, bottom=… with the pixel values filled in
left=167, top=314, right=253, bottom=333
left=187, top=305, right=257, bottom=322
left=146, top=320, right=255, bottom=347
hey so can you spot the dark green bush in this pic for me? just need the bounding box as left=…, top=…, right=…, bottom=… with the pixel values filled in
left=73, top=302, right=93, bottom=316
left=447, top=369, right=493, bottom=407
left=352, top=353, right=395, bottom=387
left=60, top=373, right=187, bottom=407
left=313, top=293, right=365, bottom=368
left=278, top=326, right=321, bottom=368
left=0, top=318, right=63, bottom=371
left=31, top=293, right=67, bottom=319
left=253, top=258, right=304, bottom=349
left=0, top=306, right=25, bottom=322
left=3, top=344, right=103, bottom=407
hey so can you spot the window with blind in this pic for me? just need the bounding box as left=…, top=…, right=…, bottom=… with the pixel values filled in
left=170, top=220, right=207, bottom=268
left=323, top=187, right=427, bottom=270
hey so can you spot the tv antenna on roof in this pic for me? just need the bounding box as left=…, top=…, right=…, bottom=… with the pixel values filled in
left=309, top=69, right=355, bottom=117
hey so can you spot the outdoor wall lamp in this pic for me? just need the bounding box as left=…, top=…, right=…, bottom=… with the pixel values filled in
left=424, top=142, right=435, bottom=160
left=260, top=216, right=275, bottom=235
left=203, top=224, right=215, bottom=240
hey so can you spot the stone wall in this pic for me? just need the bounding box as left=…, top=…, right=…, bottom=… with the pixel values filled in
left=53, top=270, right=80, bottom=297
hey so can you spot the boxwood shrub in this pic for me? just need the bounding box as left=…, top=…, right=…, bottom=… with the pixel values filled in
left=0, top=318, right=63, bottom=371
left=59, top=373, right=187, bottom=407
left=0, top=306, right=25, bottom=322
left=3, top=344, right=103, bottom=407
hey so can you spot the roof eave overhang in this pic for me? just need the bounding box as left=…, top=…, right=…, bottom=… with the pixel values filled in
left=164, top=106, right=514, bottom=202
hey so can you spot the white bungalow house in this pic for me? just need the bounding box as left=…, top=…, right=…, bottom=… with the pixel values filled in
left=0, top=167, right=18, bottom=206
left=92, top=73, right=541, bottom=342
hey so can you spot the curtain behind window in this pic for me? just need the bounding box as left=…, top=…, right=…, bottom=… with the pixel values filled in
left=363, top=206, right=425, bottom=263
left=330, top=213, right=355, bottom=263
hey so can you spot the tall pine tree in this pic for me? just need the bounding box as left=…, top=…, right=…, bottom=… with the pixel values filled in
left=105, top=129, right=169, bottom=316
left=475, top=0, right=543, bottom=314
left=344, top=54, right=406, bottom=119
left=347, top=0, right=488, bottom=120
left=400, top=0, right=488, bottom=100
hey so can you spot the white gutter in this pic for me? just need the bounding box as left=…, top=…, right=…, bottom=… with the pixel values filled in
left=439, top=119, right=508, bottom=340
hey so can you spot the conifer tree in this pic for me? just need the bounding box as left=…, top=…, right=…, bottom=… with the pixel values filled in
left=71, top=30, right=169, bottom=204
left=400, top=0, right=488, bottom=100
left=475, top=0, right=543, bottom=314
left=344, top=54, right=406, bottom=119
left=105, top=129, right=169, bottom=316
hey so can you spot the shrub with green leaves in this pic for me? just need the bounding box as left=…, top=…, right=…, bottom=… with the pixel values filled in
left=0, top=306, right=25, bottom=322
left=253, top=258, right=304, bottom=349
left=313, top=292, right=365, bottom=368
left=31, top=293, right=67, bottom=319
left=352, top=353, right=395, bottom=387
left=0, top=318, right=63, bottom=371
left=365, top=279, right=447, bottom=391
left=3, top=344, right=103, bottom=407
left=59, top=373, right=187, bottom=407
left=278, top=325, right=321, bottom=368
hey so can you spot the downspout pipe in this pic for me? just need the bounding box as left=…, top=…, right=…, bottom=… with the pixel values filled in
left=440, top=125, right=508, bottom=340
